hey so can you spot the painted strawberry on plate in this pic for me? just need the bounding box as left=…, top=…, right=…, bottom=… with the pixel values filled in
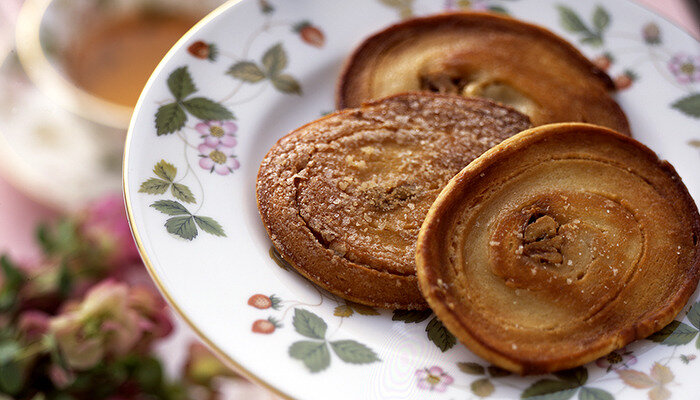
left=248, top=294, right=282, bottom=310
left=294, top=21, right=325, bottom=47
left=252, top=317, right=281, bottom=334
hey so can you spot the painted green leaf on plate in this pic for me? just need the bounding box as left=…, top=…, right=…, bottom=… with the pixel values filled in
left=293, top=309, right=327, bottom=340
left=193, top=216, right=226, bottom=237
left=592, top=6, right=610, bottom=33
left=578, top=387, right=613, bottom=400
left=392, top=309, right=432, bottom=323
left=271, top=74, right=302, bottom=95
left=521, top=379, right=579, bottom=399
left=647, top=320, right=698, bottom=345
left=672, top=93, right=700, bottom=118
left=426, top=316, right=456, bottom=352
left=458, top=362, right=485, bottom=375
left=167, top=66, right=197, bottom=100
left=139, top=178, right=170, bottom=194
left=334, top=305, right=353, bottom=317
left=554, top=367, right=588, bottom=386
left=289, top=340, right=330, bottom=373
left=171, top=183, right=195, bottom=203
left=182, top=98, right=234, bottom=121
left=687, top=301, right=700, bottom=329
left=487, top=365, right=512, bottom=378
left=329, top=340, right=380, bottom=364
left=227, top=61, right=266, bottom=82
left=348, top=301, right=380, bottom=316
left=155, top=103, right=186, bottom=135
left=165, top=216, right=198, bottom=240
left=557, top=5, right=588, bottom=33
left=150, top=200, right=190, bottom=216
left=262, top=43, right=287, bottom=76
left=153, top=160, right=177, bottom=182
left=471, top=378, right=495, bottom=397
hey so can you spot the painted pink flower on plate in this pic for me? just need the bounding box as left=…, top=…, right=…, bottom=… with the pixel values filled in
left=198, top=143, right=240, bottom=175
left=668, top=53, right=700, bottom=84
left=596, top=347, right=637, bottom=372
left=416, top=366, right=454, bottom=392
left=196, top=120, right=238, bottom=148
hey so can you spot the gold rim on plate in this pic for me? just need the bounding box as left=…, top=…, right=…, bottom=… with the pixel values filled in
left=122, top=0, right=294, bottom=398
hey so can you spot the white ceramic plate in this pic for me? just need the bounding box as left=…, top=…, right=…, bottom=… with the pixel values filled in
left=124, top=1, right=700, bottom=399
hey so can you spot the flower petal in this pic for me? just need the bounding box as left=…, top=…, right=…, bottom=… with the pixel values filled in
left=198, top=143, right=215, bottom=154
left=199, top=157, right=214, bottom=170
left=214, top=164, right=231, bottom=175
left=204, top=136, right=220, bottom=147
left=226, top=158, right=241, bottom=170
left=220, top=135, right=237, bottom=147
left=195, top=123, right=210, bottom=135
left=427, top=366, right=444, bottom=375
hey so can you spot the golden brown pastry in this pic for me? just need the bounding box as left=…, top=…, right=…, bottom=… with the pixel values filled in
left=257, top=93, right=530, bottom=309
left=337, top=12, right=630, bottom=135
left=416, top=123, right=700, bottom=373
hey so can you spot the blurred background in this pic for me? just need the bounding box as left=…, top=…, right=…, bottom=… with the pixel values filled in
left=0, top=0, right=696, bottom=399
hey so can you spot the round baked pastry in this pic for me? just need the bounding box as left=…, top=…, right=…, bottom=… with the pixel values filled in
left=257, top=93, right=530, bottom=309
left=416, top=123, right=700, bottom=373
left=337, top=12, right=630, bottom=135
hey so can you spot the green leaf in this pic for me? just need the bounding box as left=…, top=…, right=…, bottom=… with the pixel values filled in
left=578, top=388, right=613, bottom=400
left=193, top=216, right=226, bottom=237
left=293, top=309, right=327, bottom=339
left=262, top=43, right=287, bottom=76
left=165, top=216, right=198, bottom=240
left=271, top=74, right=302, bottom=95
left=139, top=178, right=170, bottom=194
left=150, top=200, right=191, bottom=215
left=155, top=103, right=187, bottom=135
left=647, top=320, right=698, bottom=345
left=135, top=357, right=163, bottom=392
left=182, top=97, right=234, bottom=121
left=554, top=367, right=588, bottom=386
left=671, top=93, right=700, bottom=118
left=0, top=255, right=24, bottom=289
left=697, top=335, right=700, bottom=349
left=167, top=66, right=196, bottom=100
left=348, top=301, right=380, bottom=315
left=488, top=365, right=512, bottom=377
left=557, top=5, right=589, bottom=33
left=592, top=6, right=610, bottom=33
left=153, top=160, right=177, bottom=181
left=334, top=305, right=353, bottom=317
left=392, top=309, right=432, bottom=323
left=580, top=36, right=603, bottom=47
left=0, top=361, right=23, bottom=395
left=227, top=61, right=266, bottom=82
left=171, top=183, right=195, bottom=203
left=687, top=302, right=700, bottom=330
left=57, top=261, right=72, bottom=297
left=487, top=5, right=508, bottom=14
left=0, top=341, right=19, bottom=364
left=426, top=316, right=456, bottom=352
left=458, top=362, right=485, bottom=375
left=521, top=379, right=579, bottom=399
left=289, top=340, right=330, bottom=373
left=329, top=340, right=380, bottom=364
left=471, top=378, right=495, bottom=397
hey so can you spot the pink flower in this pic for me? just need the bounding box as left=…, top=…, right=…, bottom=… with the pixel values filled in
left=416, top=366, right=454, bottom=392
left=668, top=53, right=700, bottom=84
left=82, top=194, right=141, bottom=266
left=196, top=120, right=238, bottom=148
left=49, top=280, right=142, bottom=369
left=48, top=364, right=75, bottom=389
left=596, top=347, right=637, bottom=372
left=18, top=310, right=50, bottom=341
left=198, top=143, right=240, bottom=175
left=128, top=286, right=173, bottom=349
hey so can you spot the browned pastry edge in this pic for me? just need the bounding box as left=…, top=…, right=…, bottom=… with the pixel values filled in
left=257, top=92, right=531, bottom=310
left=336, top=12, right=629, bottom=135
left=415, top=123, right=700, bottom=373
